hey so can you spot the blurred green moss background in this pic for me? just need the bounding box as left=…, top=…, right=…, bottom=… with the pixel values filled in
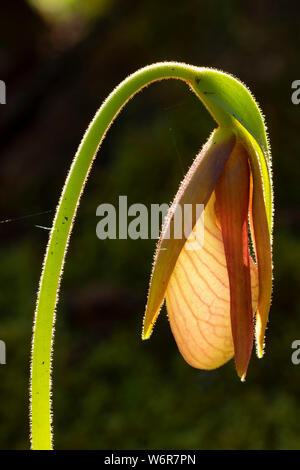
left=0, top=0, right=299, bottom=449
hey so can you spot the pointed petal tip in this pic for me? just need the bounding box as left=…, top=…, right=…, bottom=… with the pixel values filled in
left=255, top=339, right=265, bottom=359
left=236, top=363, right=248, bottom=382
left=142, top=308, right=160, bottom=340
left=141, top=330, right=151, bottom=341
left=240, top=373, right=246, bottom=383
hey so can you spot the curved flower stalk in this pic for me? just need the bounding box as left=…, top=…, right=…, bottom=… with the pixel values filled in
left=30, top=62, right=273, bottom=449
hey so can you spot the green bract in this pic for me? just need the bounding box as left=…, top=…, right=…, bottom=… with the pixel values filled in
left=191, top=69, right=272, bottom=232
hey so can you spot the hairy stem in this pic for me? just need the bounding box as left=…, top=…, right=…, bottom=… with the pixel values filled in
left=30, top=62, right=201, bottom=449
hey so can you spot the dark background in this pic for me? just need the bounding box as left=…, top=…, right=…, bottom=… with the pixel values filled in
left=0, top=0, right=299, bottom=449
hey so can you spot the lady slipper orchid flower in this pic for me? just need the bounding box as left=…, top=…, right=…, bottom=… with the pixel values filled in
left=143, top=75, right=273, bottom=381
left=31, top=63, right=273, bottom=449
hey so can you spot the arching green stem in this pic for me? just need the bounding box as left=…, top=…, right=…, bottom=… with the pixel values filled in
left=30, top=62, right=201, bottom=450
